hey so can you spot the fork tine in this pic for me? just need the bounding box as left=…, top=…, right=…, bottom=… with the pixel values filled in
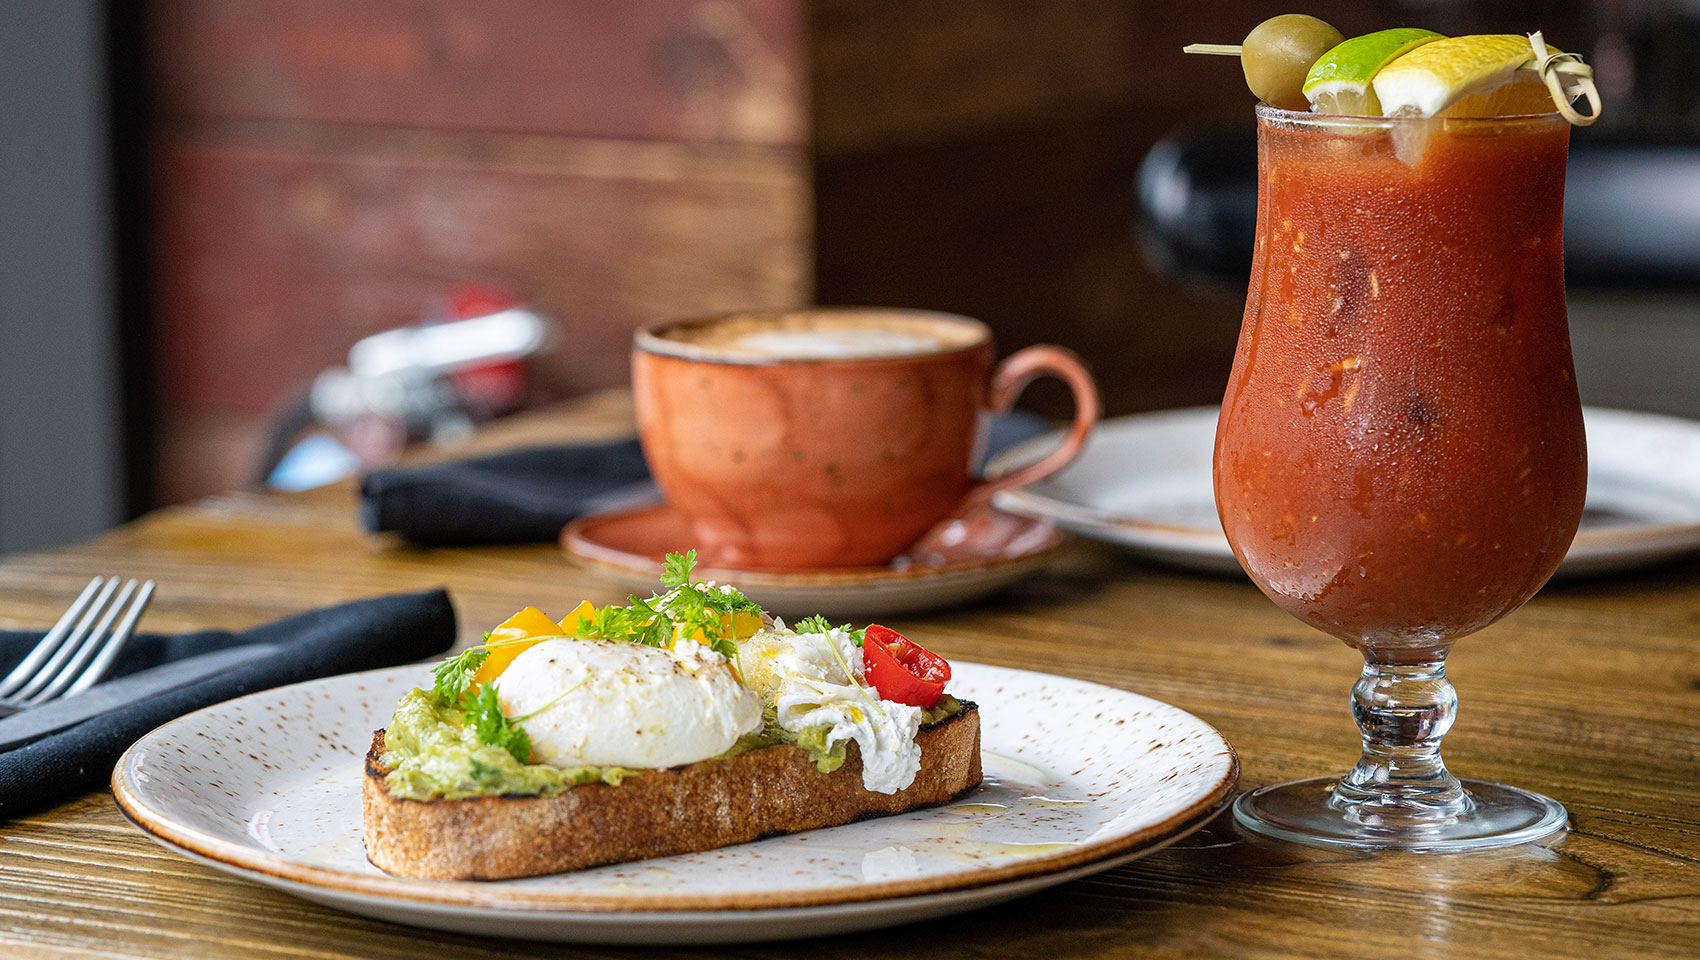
left=25, top=579, right=141, bottom=704
left=62, top=580, right=154, bottom=697
left=0, top=577, right=106, bottom=698
left=11, top=577, right=125, bottom=701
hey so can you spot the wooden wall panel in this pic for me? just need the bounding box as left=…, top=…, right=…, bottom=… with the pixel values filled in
left=810, top=0, right=1240, bottom=418
left=151, top=0, right=806, bottom=146
left=811, top=0, right=1136, bottom=156
left=813, top=109, right=1241, bottom=420
left=151, top=124, right=807, bottom=500
left=809, top=1, right=1430, bottom=419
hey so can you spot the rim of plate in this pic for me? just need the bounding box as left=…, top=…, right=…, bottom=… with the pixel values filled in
left=1569, top=407, right=1700, bottom=548
left=987, top=407, right=1226, bottom=552
left=994, top=486, right=1222, bottom=547
left=989, top=405, right=1700, bottom=553
left=110, top=663, right=1239, bottom=914
left=561, top=508, right=1068, bottom=587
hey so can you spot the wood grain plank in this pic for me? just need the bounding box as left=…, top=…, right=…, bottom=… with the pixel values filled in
left=151, top=0, right=806, bottom=147
left=1, top=394, right=1698, bottom=957
left=150, top=123, right=811, bottom=405
left=811, top=0, right=1136, bottom=155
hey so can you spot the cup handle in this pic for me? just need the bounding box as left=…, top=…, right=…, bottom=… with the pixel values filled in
left=965, top=345, right=1101, bottom=506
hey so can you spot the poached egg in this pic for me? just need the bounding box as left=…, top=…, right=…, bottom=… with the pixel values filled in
left=496, top=637, right=761, bottom=769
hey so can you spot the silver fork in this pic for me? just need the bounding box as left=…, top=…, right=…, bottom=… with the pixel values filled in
left=0, top=577, right=155, bottom=716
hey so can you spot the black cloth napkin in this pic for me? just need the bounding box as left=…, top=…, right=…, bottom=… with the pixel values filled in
left=0, top=589, right=456, bottom=818
left=359, top=414, right=1052, bottom=547
left=361, top=438, right=653, bottom=547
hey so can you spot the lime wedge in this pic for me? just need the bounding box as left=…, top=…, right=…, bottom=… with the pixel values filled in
left=1303, top=28, right=1445, bottom=116
left=1372, top=34, right=1560, bottom=117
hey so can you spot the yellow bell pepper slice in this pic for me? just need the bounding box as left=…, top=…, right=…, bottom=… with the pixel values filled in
left=559, top=600, right=597, bottom=636
left=731, top=609, right=764, bottom=641
left=670, top=609, right=764, bottom=647
left=472, top=605, right=562, bottom=688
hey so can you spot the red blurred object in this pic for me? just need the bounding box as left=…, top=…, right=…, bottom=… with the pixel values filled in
left=435, top=283, right=528, bottom=417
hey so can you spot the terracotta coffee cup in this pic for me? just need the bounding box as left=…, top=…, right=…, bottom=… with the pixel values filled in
left=632, top=308, right=1100, bottom=569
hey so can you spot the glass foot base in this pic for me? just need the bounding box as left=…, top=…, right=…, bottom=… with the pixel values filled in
left=1233, top=776, right=1568, bottom=852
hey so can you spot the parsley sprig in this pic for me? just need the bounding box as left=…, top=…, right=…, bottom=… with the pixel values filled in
left=469, top=684, right=532, bottom=764
left=570, top=596, right=672, bottom=648
left=794, top=615, right=865, bottom=647
left=643, top=550, right=765, bottom=678
left=551, top=550, right=767, bottom=662
left=468, top=672, right=594, bottom=765
left=430, top=648, right=489, bottom=709
left=424, top=647, right=532, bottom=765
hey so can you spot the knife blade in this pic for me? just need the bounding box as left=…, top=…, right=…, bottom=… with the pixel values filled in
left=0, top=643, right=282, bottom=752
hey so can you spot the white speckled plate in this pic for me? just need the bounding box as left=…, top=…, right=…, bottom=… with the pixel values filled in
left=989, top=406, right=1700, bottom=578
left=112, top=662, right=1237, bottom=945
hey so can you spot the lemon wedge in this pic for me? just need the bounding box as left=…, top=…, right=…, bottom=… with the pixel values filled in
left=1303, top=28, right=1445, bottom=116
left=1372, top=34, right=1561, bottom=118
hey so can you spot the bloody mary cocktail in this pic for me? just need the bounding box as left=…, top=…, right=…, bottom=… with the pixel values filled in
left=1215, top=106, right=1586, bottom=852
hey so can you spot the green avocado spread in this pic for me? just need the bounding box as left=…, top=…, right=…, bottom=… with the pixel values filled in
left=382, top=688, right=966, bottom=800
left=921, top=695, right=966, bottom=727
left=382, top=689, right=629, bottom=801
left=722, top=711, right=851, bottom=774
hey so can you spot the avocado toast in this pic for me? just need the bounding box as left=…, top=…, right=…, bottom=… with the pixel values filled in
left=361, top=552, right=983, bottom=880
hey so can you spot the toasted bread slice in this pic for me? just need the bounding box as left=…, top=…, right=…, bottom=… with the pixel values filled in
left=362, top=702, right=981, bottom=880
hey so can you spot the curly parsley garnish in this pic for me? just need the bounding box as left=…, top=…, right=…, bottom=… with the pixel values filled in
left=469, top=683, right=532, bottom=764
left=430, top=648, right=488, bottom=709
left=648, top=550, right=763, bottom=671
left=664, top=551, right=764, bottom=615
left=571, top=596, right=672, bottom=648
left=794, top=614, right=865, bottom=646
left=661, top=551, right=699, bottom=591
left=526, top=550, right=766, bottom=663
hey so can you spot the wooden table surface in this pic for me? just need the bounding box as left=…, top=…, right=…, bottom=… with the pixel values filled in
left=2, top=392, right=1698, bottom=959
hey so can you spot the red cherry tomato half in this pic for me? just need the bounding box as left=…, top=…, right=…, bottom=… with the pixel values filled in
left=861, top=624, right=950, bottom=708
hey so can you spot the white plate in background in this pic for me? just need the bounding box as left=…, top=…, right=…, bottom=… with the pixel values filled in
left=990, top=406, right=1700, bottom=578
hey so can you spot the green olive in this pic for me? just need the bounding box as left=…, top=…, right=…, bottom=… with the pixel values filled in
left=1241, top=14, right=1345, bottom=110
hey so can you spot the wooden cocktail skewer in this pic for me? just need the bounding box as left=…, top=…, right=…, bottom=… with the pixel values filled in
left=1182, top=43, right=1242, bottom=56
left=1527, top=31, right=1601, bottom=126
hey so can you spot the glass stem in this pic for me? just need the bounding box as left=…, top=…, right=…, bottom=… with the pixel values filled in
left=1330, top=649, right=1472, bottom=822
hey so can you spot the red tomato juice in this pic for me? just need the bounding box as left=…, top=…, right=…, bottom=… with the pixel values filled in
left=1214, top=111, right=1586, bottom=650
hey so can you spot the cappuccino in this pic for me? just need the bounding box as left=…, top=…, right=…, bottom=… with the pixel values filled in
left=647, top=311, right=986, bottom=361
left=633, top=306, right=1100, bottom=567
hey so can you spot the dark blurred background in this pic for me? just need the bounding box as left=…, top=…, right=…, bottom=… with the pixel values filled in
left=1, top=0, right=1696, bottom=552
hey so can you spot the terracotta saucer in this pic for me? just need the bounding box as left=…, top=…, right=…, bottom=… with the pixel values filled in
left=561, top=503, right=1065, bottom=618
